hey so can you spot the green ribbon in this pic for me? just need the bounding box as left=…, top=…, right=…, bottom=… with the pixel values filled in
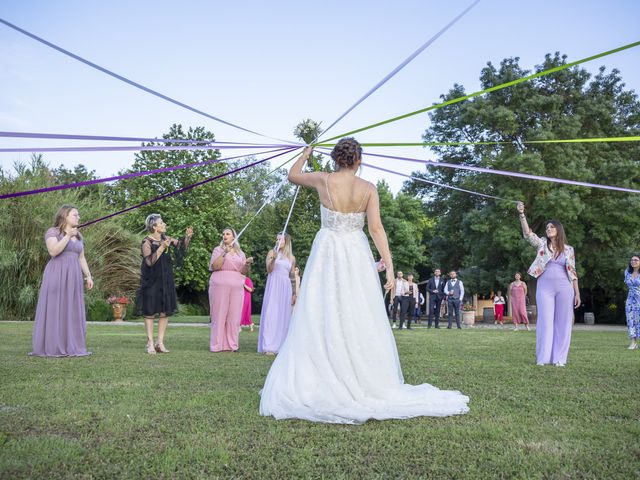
left=318, top=40, right=640, bottom=143
left=316, top=136, right=640, bottom=148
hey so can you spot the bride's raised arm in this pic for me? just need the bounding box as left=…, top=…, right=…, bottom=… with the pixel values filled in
left=288, top=147, right=326, bottom=189
left=365, top=184, right=395, bottom=292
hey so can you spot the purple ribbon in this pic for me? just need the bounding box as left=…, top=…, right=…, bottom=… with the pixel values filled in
left=0, top=144, right=296, bottom=153
left=0, top=147, right=294, bottom=200
left=0, top=19, right=296, bottom=144
left=80, top=147, right=299, bottom=227
left=0, top=130, right=291, bottom=145
left=364, top=152, right=640, bottom=195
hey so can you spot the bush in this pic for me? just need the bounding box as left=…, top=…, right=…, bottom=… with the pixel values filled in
left=176, top=303, right=207, bottom=316
left=87, top=299, right=113, bottom=321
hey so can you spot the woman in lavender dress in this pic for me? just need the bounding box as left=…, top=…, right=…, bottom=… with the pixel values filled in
left=258, top=233, right=296, bottom=355
left=30, top=205, right=94, bottom=357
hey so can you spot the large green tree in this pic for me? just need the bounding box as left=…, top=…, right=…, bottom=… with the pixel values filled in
left=107, top=124, right=235, bottom=301
left=404, top=54, right=640, bottom=321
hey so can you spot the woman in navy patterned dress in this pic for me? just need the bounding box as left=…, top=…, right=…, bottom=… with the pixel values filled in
left=624, top=254, right=640, bottom=350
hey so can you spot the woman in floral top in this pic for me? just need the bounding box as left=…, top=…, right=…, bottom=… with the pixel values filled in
left=517, top=202, right=580, bottom=367
left=624, top=254, right=640, bottom=350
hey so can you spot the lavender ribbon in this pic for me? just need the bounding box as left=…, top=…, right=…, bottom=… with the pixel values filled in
left=0, top=18, right=296, bottom=145
left=319, top=0, right=481, bottom=139
left=364, top=152, right=640, bottom=195
left=0, top=144, right=296, bottom=153
left=0, top=130, right=289, bottom=145
left=0, top=147, right=294, bottom=200
left=80, top=147, right=299, bottom=227
left=362, top=162, right=510, bottom=202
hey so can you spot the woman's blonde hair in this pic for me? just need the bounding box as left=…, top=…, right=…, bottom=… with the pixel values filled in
left=219, top=227, right=242, bottom=254
left=53, top=205, right=82, bottom=239
left=276, top=232, right=294, bottom=262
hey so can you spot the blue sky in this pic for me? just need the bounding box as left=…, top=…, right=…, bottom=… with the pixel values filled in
left=1, top=0, right=639, bottom=193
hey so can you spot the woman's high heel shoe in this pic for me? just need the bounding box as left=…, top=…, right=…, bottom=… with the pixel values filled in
left=155, top=343, right=170, bottom=353
left=146, top=343, right=156, bottom=355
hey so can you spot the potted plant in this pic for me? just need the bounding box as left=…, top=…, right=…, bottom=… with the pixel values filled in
left=462, top=302, right=476, bottom=326
left=107, top=295, right=130, bottom=322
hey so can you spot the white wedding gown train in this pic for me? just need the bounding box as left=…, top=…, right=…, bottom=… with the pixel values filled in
left=259, top=205, right=469, bottom=424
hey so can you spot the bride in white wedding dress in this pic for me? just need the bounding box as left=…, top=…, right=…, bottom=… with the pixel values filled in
left=259, top=138, right=469, bottom=424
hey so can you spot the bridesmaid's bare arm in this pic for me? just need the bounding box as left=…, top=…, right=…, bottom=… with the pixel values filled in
left=79, top=250, right=93, bottom=290
left=365, top=185, right=394, bottom=292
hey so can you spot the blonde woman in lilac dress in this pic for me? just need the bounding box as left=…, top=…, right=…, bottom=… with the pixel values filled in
left=30, top=205, right=94, bottom=357
left=258, top=233, right=296, bottom=355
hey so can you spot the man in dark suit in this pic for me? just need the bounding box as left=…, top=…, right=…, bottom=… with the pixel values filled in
left=426, top=268, right=445, bottom=328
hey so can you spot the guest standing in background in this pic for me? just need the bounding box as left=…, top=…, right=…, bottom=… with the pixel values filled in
left=209, top=228, right=251, bottom=352
left=426, top=268, right=445, bottom=329
left=517, top=202, right=580, bottom=366
left=444, top=271, right=464, bottom=329
left=406, top=274, right=419, bottom=329
left=30, top=205, right=94, bottom=357
left=493, top=291, right=505, bottom=326
left=389, top=271, right=409, bottom=329
left=258, top=233, right=296, bottom=355
left=624, top=254, right=640, bottom=350
left=240, top=272, right=255, bottom=333
left=135, top=213, right=192, bottom=354
left=413, top=290, right=425, bottom=325
left=509, top=272, right=530, bottom=331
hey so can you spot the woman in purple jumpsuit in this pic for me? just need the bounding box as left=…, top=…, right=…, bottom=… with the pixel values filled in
left=516, top=202, right=580, bottom=367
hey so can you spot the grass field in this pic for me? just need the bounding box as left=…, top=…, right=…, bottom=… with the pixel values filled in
left=1, top=322, right=638, bottom=479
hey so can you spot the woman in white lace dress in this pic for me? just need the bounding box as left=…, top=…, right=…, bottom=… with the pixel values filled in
left=259, top=138, right=469, bottom=424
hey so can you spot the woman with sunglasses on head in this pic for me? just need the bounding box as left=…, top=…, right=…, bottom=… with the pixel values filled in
left=136, top=214, right=193, bottom=354
left=517, top=202, right=580, bottom=367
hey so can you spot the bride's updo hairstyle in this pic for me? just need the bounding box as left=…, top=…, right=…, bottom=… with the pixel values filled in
left=331, top=137, right=362, bottom=170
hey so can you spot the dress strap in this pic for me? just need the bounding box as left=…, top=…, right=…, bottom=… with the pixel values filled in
left=356, top=183, right=371, bottom=212
left=325, top=173, right=335, bottom=210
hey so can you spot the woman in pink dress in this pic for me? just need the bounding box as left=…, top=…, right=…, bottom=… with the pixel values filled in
left=493, top=291, right=505, bottom=325
left=208, top=228, right=252, bottom=352
left=240, top=275, right=255, bottom=332
left=509, top=272, right=530, bottom=331
left=258, top=233, right=296, bottom=355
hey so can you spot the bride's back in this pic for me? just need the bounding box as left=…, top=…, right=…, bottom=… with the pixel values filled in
left=320, top=172, right=371, bottom=214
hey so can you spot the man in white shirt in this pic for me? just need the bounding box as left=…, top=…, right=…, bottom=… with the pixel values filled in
left=444, top=270, right=464, bottom=329
left=389, top=271, right=409, bottom=329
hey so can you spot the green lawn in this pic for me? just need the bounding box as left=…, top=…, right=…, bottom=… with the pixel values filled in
left=1, top=323, right=638, bottom=479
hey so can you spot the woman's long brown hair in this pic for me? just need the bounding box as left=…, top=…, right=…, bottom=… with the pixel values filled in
left=53, top=205, right=82, bottom=239
left=545, top=220, right=566, bottom=259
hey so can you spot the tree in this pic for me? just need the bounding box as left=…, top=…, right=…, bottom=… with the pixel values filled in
left=405, top=54, right=640, bottom=321
left=107, top=124, right=235, bottom=302
left=0, top=156, right=139, bottom=319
